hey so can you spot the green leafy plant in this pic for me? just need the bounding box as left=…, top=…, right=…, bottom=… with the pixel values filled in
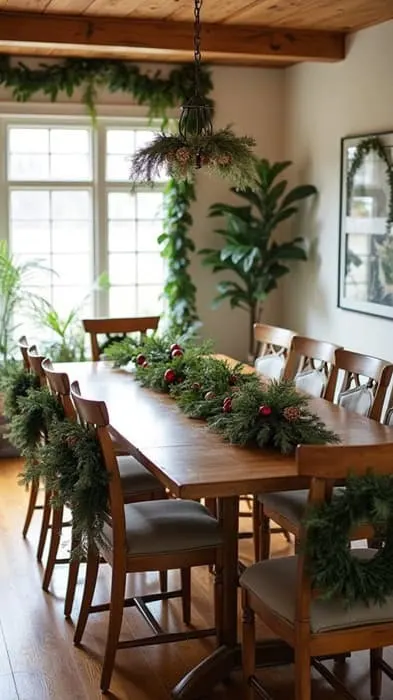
left=31, top=273, right=110, bottom=362
left=0, top=240, right=47, bottom=365
left=159, top=179, right=200, bottom=336
left=199, top=159, right=317, bottom=357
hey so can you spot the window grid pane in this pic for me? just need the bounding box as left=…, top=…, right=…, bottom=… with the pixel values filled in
left=6, top=121, right=167, bottom=338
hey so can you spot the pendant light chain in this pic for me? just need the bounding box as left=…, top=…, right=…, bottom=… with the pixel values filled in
left=193, top=0, right=203, bottom=95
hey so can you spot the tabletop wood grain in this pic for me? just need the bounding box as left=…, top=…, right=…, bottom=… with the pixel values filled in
left=55, top=361, right=393, bottom=499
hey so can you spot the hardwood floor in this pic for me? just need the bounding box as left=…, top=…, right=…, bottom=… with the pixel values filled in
left=0, top=458, right=391, bottom=699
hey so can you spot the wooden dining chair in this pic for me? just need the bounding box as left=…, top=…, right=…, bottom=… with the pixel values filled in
left=251, top=335, right=341, bottom=561
left=256, top=350, right=393, bottom=560
left=253, top=323, right=295, bottom=381
left=70, top=381, right=223, bottom=693
left=41, top=359, right=169, bottom=616
left=82, top=316, right=160, bottom=362
left=21, top=344, right=52, bottom=560
left=283, top=335, right=342, bottom=398
left=17, top=335, right=30, bottom=371
left=241, top=443, right=393, bottom=700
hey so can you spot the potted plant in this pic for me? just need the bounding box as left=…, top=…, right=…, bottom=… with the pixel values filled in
left=199, top=159, right=317, bottom=359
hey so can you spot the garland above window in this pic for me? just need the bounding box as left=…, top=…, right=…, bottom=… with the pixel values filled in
left=0, top=55, right=213, bottom=121
left=346, top=135, right=393, bottom=235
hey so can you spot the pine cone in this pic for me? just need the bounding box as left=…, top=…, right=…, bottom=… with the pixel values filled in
left=283, top=406, right=301, bottom=422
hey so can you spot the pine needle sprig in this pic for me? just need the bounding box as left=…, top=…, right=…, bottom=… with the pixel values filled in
left=0, top=365, right=41, bottom=419
left=305, top=472, right=393, bottom=605
left=208, top=380, right=340, bottom=453
left=38, top=419, right=109, bottom=557
left=10, top=387, right=65, bottom=470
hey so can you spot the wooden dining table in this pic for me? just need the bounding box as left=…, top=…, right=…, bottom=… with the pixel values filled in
left=56, top=358, right=393, bottom=699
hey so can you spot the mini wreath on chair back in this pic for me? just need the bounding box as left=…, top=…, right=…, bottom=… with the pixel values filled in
left=304, top=472, right=393, bottom=606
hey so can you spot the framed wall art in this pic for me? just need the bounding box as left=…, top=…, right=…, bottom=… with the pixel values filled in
left=338, top=131, right=393, bottom=319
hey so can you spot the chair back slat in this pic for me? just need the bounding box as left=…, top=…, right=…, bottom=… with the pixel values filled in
left=27, top=345, right=46, bottom=386
left=253, top=323, right=295, bottom=381
left=82, top=316, right=160, bottom=361
left=18, top=335, right=30, bottom=371
left=296, top=443, right=393, bottom=479
left=324, top=349, right=393, bottom=421
left=284, top=336, right=341, bottom=397
left=41, top=358, right=75, bottom=420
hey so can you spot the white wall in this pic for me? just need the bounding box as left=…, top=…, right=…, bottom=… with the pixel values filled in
left=282, top=20, right=393, bottom=359
left=0, top=61, right=286, bottom=361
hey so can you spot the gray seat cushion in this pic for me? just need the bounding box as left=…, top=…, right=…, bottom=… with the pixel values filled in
left=103, top=499, right=223, bottom=556
left=259, top=487, right=344, bottom=527
left=117, top=455, right=162, bottom=496
left=258, top=489, right=309, bottom=525
left=240, top=551, right=393, bottom=633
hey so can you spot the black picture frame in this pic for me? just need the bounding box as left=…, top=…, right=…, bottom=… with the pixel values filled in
left=338, top=130, right=393, bottom=320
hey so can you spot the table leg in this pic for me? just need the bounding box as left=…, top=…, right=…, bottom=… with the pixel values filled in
left=171, top=496, right=294, bottom=700
left=172, top=495, right=239, bottom=699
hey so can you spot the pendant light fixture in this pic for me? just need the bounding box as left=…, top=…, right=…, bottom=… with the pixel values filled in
left=130, top=0, right=257, bottom=189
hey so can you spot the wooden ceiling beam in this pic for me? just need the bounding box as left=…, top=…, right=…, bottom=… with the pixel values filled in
left=0, top=11, right=345, bottom=64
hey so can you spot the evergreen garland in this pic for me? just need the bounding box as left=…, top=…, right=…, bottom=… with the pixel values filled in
left=10, top=387, right=65, bottom=468
left=38, top=419, right=109, bottom=557
left=159, top=179, right=200, bottom=336
left=304, top=473, right=393, bottom=606
left=208, top=380, right=339, bottom=453
left=0, top=55, right=213, bottom=122
left=0, top=364, right=41, bottom=419
left=104, top=335, right=338, bottom=454
left=346, top=136, right=393, bottom=234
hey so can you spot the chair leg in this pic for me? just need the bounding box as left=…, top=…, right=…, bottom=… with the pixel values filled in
left=74, top=546, right=99, bottom=646
left=260, top=511, right=271, bottom=560
left=42, top=505, right=64, bottom=592
left=294, top=626, right=311, bottom=700
left=64, top=528, right=81, bottom=618
left=159, top=570, right=168, bottom=593
left=180, top=568, right=191, bottom=626
left=37, top=489, right=52, bottom=562
left=214, top=559, right=224, bottom=646
left=252, top=496, right=260, bottom=562
left=100, top=567, right=127, bottom=693
left=22, top=477, right=39, bottom=538
left=242, top=590, right=256, bottom=700
left=370, top=648, right=383, bottom=700
left=205, top=498, right=217, bottom=517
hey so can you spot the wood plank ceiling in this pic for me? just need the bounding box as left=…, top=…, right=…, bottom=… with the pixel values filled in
left=0, top=0, right=391, bottom=66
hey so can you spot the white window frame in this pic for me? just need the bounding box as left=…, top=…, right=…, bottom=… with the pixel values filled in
left=0, top=109, right=167, bottom=318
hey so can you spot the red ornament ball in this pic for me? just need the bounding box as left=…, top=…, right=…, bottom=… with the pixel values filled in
left=164, top=368, right=176, bottom=383
left=205, top=391, right=216, bottom=401
left=136, top=353, right=146, bottom=366
left=171, top=348, right=184, bottom=359
left=170, top=343, right=182, bottom=352
left=223, top=397, right=232, bottom=413
left=259, top=405, right=272, bottom=417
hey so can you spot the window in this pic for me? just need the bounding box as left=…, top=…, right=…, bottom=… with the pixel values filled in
left=2, top=118, right=166, bottom=336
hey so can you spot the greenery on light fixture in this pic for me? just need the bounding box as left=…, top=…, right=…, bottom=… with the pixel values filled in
left=199, top=159, right=317, bottom=358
